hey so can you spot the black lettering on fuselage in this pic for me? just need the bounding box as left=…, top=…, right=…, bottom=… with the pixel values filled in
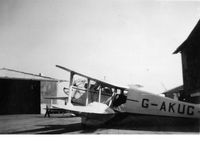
left=141, top=99, right=195, bottom=116
left=142, top=99, right=149, bottom=108
left=177, top=104, right=185, bottom=114
left=187, top=105, right=194, bottom=115
left=168, top=103, right=175, bottom=113
left=160, top=102, right=166, bottom=112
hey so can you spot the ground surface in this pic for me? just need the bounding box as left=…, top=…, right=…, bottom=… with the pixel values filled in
left=0, top=114, right=199, bottom=134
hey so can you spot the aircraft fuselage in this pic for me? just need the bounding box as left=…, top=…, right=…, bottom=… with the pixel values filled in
left=124, top=88, right=200, bottom=118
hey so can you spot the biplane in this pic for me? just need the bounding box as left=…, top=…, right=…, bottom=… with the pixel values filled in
left=51, top=65, right=200, bottom=126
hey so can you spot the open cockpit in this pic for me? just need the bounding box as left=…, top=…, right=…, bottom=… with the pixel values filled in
left=55, top=65, right=128, bottom=113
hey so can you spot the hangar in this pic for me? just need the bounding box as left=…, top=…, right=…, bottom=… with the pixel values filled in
left=0, top=68, right=66, bottom=115
left=173, top=19, right=200, bottom=104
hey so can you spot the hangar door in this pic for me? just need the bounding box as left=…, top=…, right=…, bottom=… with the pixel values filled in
left=0, top=79, right=40, bottom=114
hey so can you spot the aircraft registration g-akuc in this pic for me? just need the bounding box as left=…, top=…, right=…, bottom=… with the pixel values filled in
left=52, top=65, right=200, bottom=126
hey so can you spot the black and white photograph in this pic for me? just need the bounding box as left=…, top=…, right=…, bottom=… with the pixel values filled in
left=0, top=0, right=200, bottom=138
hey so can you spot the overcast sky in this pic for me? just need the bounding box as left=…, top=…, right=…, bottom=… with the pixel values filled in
left=0, top=0, right=200, bottom=93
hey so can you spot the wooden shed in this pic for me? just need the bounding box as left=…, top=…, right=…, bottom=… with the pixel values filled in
left=173, top=20, right=200, bottom=103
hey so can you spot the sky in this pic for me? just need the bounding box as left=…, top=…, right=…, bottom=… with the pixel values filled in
left=0, top=0, right=200, bottom=93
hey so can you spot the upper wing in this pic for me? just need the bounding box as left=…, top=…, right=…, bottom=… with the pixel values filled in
left=56, top=64, right=128, bottom=90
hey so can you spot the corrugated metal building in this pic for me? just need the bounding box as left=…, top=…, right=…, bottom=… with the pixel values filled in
left=173, top=19, right=200, bottom=104
left=0, top=68, right=67, bottom=114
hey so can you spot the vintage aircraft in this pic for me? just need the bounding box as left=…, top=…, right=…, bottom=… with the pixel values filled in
left=52, top=65, right=200, bottom=126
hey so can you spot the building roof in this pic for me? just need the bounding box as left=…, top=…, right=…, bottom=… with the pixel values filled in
left=173, top=19, right=200, bottom=54
left=0, top=68, right=66, bottom=82
left=162, top=85, right=183, bottom=94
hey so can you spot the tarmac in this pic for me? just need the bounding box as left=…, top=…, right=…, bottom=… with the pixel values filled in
left=0, top=114, right=200, bottom=134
